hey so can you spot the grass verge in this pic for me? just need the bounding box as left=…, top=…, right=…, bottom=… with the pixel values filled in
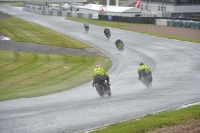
left=0, top=2, right=23, bottom=7
left=0, top=16, right=90, bottom=49
left=91, top=104, right=200, bottom=133
left=0, top=50, right=110, bottom=101
left=67, top=17, right=200, bottom=43
left=0, top=14, right=111, bottom=101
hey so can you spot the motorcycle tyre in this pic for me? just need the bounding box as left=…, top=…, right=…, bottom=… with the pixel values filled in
left=107, top=89, right=111, bottom=96
left=105, top=86, right=111, bottom=96
left=142, top=78, right=150, bottom=88
left=85, top=27, right=89, bottom=32
left=96, top=84, right=105, bottom=97
left=106, top=34, right=111, bottom=39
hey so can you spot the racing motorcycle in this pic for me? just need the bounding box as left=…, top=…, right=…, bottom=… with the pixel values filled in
left=95, top=80, right=111, bottom=97
left=105, top=31, right=111, bottom=39
left=85, top=25, right=89, bottom=32
left=140, top=69, right=152, bottom=88
left=116, top=43, right=124, bottom=51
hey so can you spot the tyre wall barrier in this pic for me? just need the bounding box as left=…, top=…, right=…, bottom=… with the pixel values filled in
left=98, top=14, right=200, bottom=29
left=166, top=19, right=200, bottom=29
left=98, top=14, right=160, bottom=24
left=22, top=7, right=93, bottom=19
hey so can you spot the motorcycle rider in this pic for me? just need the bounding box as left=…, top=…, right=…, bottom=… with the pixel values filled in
left=104, top=27, right=110, bottom=35
left=92, top=63, right=110, bottom=87
left=84, top=22, right=89, bottom=30
left=137, top=62, right=152, bottom=81
left=115, top=38, right=124, bottom=49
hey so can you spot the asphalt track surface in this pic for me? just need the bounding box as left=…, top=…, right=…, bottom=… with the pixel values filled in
left=0, top=5, right=200, bottom=133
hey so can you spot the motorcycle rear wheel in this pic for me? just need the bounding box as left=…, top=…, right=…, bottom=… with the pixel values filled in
left=107, top=90, right=111, bottom=96
left=96, top=84, right=105, bottom=97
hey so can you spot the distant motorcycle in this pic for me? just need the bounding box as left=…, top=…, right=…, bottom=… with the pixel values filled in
left=116, top=43, right=124, bottom=51
left=140, top=69, right=152, bottom=88
left=105, top=31, right=111, bottom=39
left=85, top=25, right=89, bottom=32
left=95, top=80, right=111, bottom=97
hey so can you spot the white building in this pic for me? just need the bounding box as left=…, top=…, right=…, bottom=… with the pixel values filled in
left=140, top=0, right=200, bottom=18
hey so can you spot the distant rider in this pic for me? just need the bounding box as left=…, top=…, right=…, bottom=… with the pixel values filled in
left=115, top=38, right=124, bottom=49
left=92, top=63, right=110, bottom=87
left=104, top=27, right=110, bottom=35
left=137, top=62, right=152, bottom=81
left=84, top=22, right=89, bottom=30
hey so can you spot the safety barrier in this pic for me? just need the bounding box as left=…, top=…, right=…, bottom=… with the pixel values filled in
left=22, top=7, right=93, bottom=19
left=167, top=19, right=200, bottom=29
left=155, top=19, right=168, bottom=26
left=99, top=14, right=200, bottom=29
left=155, top=19, right=200, bottom=29
left=99, top=14, right=160, bottom=24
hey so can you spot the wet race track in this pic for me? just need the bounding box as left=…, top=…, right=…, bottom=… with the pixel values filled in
left=0, top=5, right=200, bottom=133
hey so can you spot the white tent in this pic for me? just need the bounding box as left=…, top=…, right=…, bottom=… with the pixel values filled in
left=76, top=4, right=141, bottom=17
left=62, top=3, right=71, bottom=11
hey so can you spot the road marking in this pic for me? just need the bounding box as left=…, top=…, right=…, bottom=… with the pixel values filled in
left=1, top=36, right=10, bottom=40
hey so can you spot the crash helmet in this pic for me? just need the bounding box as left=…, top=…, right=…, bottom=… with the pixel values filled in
left=117, top=38, right=121, bottom=42
left=140, top=62, right=144, bottom=66
left=95, top=63, right=101, bottom=68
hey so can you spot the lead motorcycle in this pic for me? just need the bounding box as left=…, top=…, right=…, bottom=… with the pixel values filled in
left=105, top=31, right=111, bottom=39
left=95, top=80, right=111, bottom=97
left=140, top=69, right=152, bottom=88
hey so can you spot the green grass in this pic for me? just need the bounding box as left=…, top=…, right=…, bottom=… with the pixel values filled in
left=0, top=14, right=111, bottom=101
left=0, top=1, right=24, bottom=7
left=0, top=50, right=110, bottom=101
left=0, top=17, right=91, bottom=49
left=91, top=105, right=200, bottom=133
left=67, top=17, right=200, bottom=43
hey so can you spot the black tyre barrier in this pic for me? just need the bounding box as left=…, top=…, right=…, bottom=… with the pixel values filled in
left=98, top=15, right=200, bottom=24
